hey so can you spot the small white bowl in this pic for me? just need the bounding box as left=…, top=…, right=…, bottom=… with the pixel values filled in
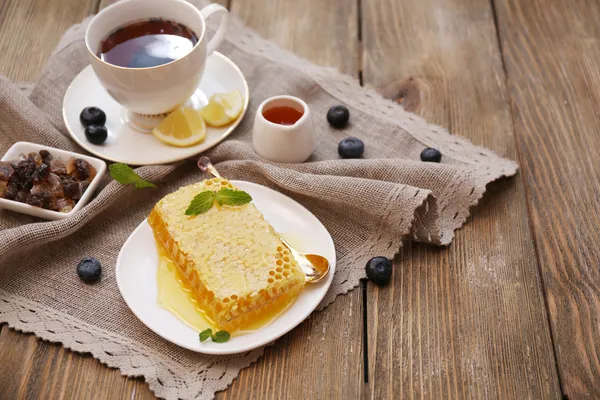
left=0, top=142, right=107, bottom=220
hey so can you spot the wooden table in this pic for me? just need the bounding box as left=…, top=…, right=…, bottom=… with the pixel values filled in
left=1, top=0, right=599, bottom=398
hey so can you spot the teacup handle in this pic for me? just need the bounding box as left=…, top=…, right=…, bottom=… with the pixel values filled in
left=200, top=4, right=229, bottom=56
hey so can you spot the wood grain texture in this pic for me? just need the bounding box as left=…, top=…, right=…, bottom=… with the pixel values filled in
left=231, top=0, right=358, bottom=76
left=362, top=0, right=561, bottom=398
left=0, top=0, right=97, bottom=82
left=0, top=326, right=151, bottom=399
left=494, top=0, right=600, bottom=397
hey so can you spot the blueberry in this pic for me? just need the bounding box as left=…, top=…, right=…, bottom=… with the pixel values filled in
left=365, top=256, right=393, bottom=285
left=420, top=147, right=442, bottom=163
left=84, top=125, right=108, bottom=145
left=80, top=107, right=107, bottom=127
left=77, top=257, right=102, bottom=283
left=327, top=105, right=350, bottom=128
left=338, top=137, right=364, bottom=159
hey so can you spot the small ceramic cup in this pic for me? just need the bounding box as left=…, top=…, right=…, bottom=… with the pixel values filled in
left=252, top=96, right=316, bottom=163
left=85, top=0, right=228, bottom=117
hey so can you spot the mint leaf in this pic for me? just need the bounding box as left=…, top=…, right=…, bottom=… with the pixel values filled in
left=109, top=163, right=140, bottom=185
left=186, top=191, right=215, bottom=215
left=212, top=330, right=231, bottom=343
left=109, top=163, right=155, bottom=188
left=216, top=188, right=252, bottom=206
left=135, top=179, right=156, bottom=189
left=185, top=188, right=251, bottom=216
left=199, top=328, right=212, bottom=342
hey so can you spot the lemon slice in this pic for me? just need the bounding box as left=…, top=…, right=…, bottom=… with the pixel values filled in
left=153, top=107, right=207, bottom=147
left=199, top=90, right=244, bottom=127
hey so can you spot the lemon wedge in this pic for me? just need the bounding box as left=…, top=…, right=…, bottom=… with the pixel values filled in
left=199, top=90, right=244, bottom=127
left=153, top=107, right=207, bottom=147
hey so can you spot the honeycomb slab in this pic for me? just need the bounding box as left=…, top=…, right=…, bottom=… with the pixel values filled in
left=148, top=178, right=306, bottom=332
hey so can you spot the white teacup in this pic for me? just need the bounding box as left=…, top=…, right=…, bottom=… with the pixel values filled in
left=85, top=0, right=228, bottom=119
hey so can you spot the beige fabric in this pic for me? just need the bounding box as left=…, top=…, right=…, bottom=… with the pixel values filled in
left=0, top=3, right=517, bottom=399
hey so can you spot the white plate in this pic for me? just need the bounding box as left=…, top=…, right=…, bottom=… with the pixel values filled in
left=62, top=52, right=249, bottom=166
left=116, top=181, right=336, bottom=355
left=0, top=141, right=107, bottom=220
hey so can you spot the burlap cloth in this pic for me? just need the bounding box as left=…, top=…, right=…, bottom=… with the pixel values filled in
left=0, top=2, right=517, bottom=399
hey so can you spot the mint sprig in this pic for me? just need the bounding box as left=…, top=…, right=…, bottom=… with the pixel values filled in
left=215, top=188, right=252, bottom=206
left=109, top=163, right=156, bottom=188
left=199, top=328, right=212, bottom=342
left=186, top=188, right=252, bottom=216
left=186, top=191, right=216, bottom=215
left=213, top=330, right=231, bottom=343
left=199, top=328, right=231, bottom=343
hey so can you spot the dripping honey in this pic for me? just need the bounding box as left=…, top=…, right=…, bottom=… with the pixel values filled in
left=155, top=239, right=299, bottom=336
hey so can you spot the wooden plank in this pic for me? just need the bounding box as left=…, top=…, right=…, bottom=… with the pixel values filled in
left=230, top=0, right=358, bottom=76
left=493, top=0, right=600, bottom=397
left=361, top=0, right=561, bottom=398
left=0, top=326, right=149, bottom=399
left=218, top=1, right=361, bottom=398
left=0, top=0, right=98, bottom=82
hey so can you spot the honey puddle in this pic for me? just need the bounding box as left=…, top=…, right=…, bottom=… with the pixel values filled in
left=156, top=232, right=303, bottom=336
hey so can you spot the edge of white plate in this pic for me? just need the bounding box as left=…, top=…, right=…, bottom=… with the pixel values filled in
left=62, top=52, right=250, bottom=165
left=115, top=181, right=336, bottom=355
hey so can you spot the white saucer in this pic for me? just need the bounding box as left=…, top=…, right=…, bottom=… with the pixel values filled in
left=62, top=52, right=249, bottom=166
left=115, top=181, right=336, bottom=355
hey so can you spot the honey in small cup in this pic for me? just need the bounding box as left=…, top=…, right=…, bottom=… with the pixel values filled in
left=252, top=96, right=316, bottom=163
left=262, top=105, right=304, bottom=126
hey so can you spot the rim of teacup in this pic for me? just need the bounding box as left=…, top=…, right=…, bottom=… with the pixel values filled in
left=257, top=95, right=310, bottom=130
left=84, top=0, right=206, bottom=71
